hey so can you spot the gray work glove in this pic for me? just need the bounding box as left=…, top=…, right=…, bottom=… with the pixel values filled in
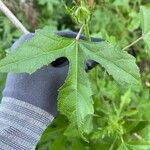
left=0, top=32, right=101, bottom=150
left=2, top=31, right=101, bottom=117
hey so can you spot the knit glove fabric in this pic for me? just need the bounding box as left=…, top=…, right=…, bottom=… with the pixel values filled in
left=0, top=31, right=100, bottom=150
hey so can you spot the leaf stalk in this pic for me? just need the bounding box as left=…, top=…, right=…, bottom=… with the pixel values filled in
left=122, top=36, right=143, bottom=51
left=76, top=24, right=85, bottom=40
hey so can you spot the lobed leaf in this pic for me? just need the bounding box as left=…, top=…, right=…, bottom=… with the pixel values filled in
left=80, top=41, right=140, bottom=85
left=0, top=28, right=140, bottom=136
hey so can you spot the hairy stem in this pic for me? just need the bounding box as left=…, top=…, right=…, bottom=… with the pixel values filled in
left=76, top=24, right=84, bottom=40
left=0, top=0, right=29, bottom=34
left=123, top=36, right=143, bottom=51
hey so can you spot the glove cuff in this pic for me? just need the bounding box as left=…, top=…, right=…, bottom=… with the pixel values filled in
left=0, top=97, right=53, bottom=149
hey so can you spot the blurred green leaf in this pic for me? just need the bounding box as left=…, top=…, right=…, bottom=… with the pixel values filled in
left=117, top=143, right=129, bottom=150
left=141, top=6, right=150, bottom=56
left=118, top=89, right=131, bottom=115
left=127, top=141, right=150, bottom=150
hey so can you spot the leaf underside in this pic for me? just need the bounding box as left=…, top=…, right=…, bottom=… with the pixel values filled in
left=0, top=28, right=140, bottom=136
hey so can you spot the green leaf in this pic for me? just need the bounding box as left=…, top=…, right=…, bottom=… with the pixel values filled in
left=141, top=125, right=150, bottom=141
left=0, top=28, right=140, bottom=137
left=141, top=6, right=150, bottom=56
left=118, top=141, right=150, bottom=150
left=81, top=42, right=140, bottom=85
left=117, top=143, right=129, bottom=150
left=122, top=109, right=138, bottom=117
left=51, top=136, right=66, bottom=150
left=128, top=10, right=140, bottom=32
left=127, top=141, right=150, bottom=150
left=119, top=89, right=131, bottom=115
left=113, top=0, right=130, bottom=11
left=38, top=0, right=59, bottom=12
left=0, top=30, right=73, bottom=73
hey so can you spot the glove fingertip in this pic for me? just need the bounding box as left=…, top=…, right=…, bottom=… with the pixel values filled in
left=11, top=33, right=34, bottom=50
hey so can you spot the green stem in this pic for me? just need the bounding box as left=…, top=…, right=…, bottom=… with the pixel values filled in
left=122, top=36, right=143, bottom=51
left=81, top=0, right=86, bottom=6
left=109, top=137, right=117, bottom=150
left=84, top=24, right=91, bottom=41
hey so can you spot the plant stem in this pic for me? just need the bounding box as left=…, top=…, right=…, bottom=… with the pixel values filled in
left=0, top=0, right=29, bottom=34
left=76, top=24, right=84, bottom=40
left=122, top=36, right=143, bottom=51
left=84, top=24, right=91, bottom=41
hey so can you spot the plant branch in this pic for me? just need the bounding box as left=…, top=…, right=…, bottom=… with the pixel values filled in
left=122, top=36, right=143, bottom=51
left=76, top=24, right=84, bottom=40
left=84, top=24, right=91, bottom=41
left=0, top=0, right=29, bottom=34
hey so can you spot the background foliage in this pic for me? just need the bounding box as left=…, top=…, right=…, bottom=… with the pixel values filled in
left=0, top=0, right=149, bottom=149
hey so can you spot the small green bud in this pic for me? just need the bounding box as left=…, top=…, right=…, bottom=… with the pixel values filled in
left=75, top=6, right=91, bottom=24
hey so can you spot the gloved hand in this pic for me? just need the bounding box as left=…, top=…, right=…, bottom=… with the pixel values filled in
left=0, top=31, right=101, bottom=150
left=2, top=31, right=101, bottom=116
